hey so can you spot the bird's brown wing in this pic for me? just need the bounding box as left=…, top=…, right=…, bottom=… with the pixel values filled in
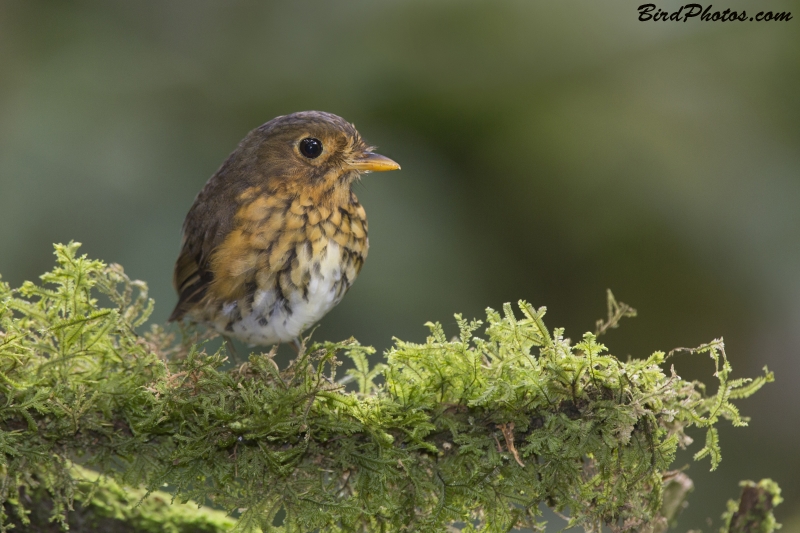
left=169, top=213, right=222, bottom=322
left=168, top=166, right=245, bottom=322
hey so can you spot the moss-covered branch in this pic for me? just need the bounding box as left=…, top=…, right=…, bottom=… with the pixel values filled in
left=722, top=479, right=783, bottom=533
left=3, top=465, right=235, bottom=532
left=0, top=244, right=776, bottom=532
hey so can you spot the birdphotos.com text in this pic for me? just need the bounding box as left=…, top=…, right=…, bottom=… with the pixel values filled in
left=638, top=3, right=793, bottom=21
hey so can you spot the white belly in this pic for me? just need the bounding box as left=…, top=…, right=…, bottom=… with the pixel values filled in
left=225, top=241, right=346, bottom=346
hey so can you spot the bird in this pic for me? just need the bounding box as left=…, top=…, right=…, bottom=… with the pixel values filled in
left=168, top=111, right=400, bottom=347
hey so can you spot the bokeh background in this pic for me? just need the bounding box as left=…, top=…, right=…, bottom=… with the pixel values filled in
left=1, top=0, right=798, bottom=528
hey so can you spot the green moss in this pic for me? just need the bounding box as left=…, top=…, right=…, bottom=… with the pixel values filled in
left=721, top=479, right=783, bottom=533
left=2, top=465, right=236, bottom=532
left=0, top=243, right=775, bottom=532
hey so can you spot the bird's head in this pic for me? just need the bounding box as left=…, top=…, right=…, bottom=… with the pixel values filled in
left=236, top=111, right=400, bottom=201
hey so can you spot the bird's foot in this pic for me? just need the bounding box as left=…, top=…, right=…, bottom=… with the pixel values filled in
left=290, top=337, right=303, bottom=354
left=223, top=335, right=240, bottom=364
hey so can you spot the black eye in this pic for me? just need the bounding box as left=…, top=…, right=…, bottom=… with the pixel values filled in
left=299, top=137, right=323, bottom=159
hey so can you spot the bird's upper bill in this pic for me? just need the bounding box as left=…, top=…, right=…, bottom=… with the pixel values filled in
left=348, top=152, right=401, bottom=173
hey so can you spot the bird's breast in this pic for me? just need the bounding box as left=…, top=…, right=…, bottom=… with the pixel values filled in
left=206, top=194, right=368, bottom=345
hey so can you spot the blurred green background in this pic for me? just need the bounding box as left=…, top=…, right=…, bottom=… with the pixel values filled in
left=1, top=0, right=798, bottom=528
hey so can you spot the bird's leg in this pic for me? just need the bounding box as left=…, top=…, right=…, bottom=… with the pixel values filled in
left=223, top=335, right=240, bottom=364
left=290, top=337, right=304, bottom=354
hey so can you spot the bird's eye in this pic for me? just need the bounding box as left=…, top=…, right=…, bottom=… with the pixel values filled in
left=299, top=137, right=323, bottom=159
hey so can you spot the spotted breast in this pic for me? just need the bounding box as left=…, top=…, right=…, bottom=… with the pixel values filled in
left=205, top=190, right=368, bottom=345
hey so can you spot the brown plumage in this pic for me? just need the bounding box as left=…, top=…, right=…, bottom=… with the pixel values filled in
left=169, top=111, right=400, bottom=345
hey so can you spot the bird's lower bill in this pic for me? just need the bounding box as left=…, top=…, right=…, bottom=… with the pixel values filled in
left=348, top=152, right=401, bottom=173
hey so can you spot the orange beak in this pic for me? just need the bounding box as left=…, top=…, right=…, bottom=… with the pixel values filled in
left=348, top=152, right=401, bottom=172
